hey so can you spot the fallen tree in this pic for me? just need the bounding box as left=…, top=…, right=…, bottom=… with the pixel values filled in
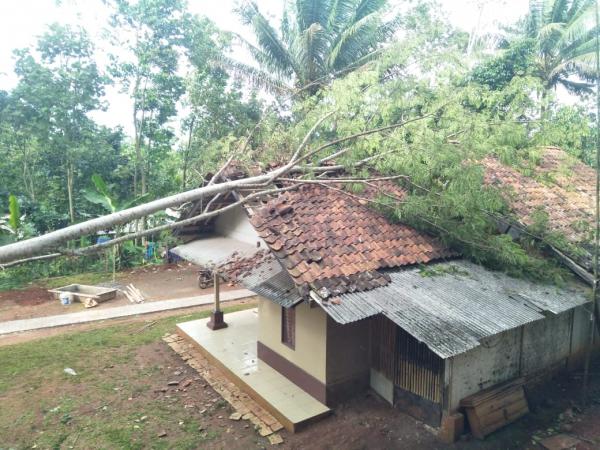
left=0, top=111, right=433, bottom=266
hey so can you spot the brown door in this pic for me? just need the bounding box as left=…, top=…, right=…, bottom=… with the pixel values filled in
left=371, top=315, right=397, bottom=380
left=372, top=315, right=444, bottom=403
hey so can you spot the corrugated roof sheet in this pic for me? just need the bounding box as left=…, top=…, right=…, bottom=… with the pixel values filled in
left=239, top=256, right=303, bottom=308
left=322, top=260, right=589, bottom=359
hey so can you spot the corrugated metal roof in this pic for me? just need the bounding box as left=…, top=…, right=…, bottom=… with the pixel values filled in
left=321, top=260, right=589, bottom=359
left=239, top=257, right=303, bottom=308
left=170, top=236, right=259, bottom=267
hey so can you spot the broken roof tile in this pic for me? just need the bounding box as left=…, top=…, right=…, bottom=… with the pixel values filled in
left=481, top=147, right=595, bottom=247
left=250, top=181, right=453, bottom=295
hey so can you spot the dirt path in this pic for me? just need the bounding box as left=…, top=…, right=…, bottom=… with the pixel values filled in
left=0, top=298, right=256, bottom=347
left=0, top=263, right=237, bottom=322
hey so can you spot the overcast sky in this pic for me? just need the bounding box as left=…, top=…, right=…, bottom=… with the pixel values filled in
left=0, top=0, right=530, bottom=134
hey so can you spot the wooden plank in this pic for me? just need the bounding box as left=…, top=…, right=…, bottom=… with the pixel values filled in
left=461, top=383, right=529, bottom=439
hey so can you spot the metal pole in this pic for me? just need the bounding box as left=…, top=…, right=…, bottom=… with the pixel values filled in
left=582, top=0, right=600, bottom=403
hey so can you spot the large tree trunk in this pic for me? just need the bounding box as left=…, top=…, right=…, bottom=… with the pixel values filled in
left=0, top=111, right=417, bottom=264
left=0, top=170, right=276, bottom=263
left=133, top=76, right=148, bottom=197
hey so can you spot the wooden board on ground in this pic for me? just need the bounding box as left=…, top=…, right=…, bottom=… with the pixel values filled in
left=460, top=378, right=529, bottom=439
left=123, top=284, right=145, bottom=304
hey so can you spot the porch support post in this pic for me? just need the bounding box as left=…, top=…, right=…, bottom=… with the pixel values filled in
left=207, top=270, right=227, bottom=330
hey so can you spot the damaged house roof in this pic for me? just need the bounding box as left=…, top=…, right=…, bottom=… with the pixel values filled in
left=482, top=147, right=595, bottom=268
left=320, top=260, right=589, bottom=359
left=249, top=181, right=454, bottom=298
left=172, top=159, right=591, bottom=358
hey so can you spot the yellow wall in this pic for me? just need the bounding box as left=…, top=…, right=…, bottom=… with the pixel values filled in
left=257, top=297, right=327, bottom=383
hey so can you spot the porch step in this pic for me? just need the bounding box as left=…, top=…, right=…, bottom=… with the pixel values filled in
left=177, top=309, right=331, bottom=432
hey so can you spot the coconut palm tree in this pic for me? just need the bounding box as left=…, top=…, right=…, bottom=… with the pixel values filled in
left=527, top=0, right=599, bottom=94
left=229, top=0, right=400, bottom=95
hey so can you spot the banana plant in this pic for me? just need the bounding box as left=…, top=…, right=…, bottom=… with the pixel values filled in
left=0, top=195, right=24, bottom=245
left=82, top=174, right=150, bottom=279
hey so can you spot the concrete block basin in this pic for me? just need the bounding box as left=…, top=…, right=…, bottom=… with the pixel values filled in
left=48, top=284, right=117, bottom=308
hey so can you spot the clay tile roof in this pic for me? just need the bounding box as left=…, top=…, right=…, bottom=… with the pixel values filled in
left=481, top=147, right=595, bottom=245
left=250, top=181, right=453, bottom=297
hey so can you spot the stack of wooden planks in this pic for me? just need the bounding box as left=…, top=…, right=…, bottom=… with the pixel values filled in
left=123, top=284, right=145, bottom=304
left=460, top=378, right=529, bottom=439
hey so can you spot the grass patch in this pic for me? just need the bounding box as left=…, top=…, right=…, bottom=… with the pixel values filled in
left=0, top=304, right=255, bottom=449
left=0, top=270, right=114, bottom=292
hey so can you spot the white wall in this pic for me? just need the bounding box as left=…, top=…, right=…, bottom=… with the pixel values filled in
left=448, top=307, right=593, bottom=411
left=448, top=329, right=521, bottom=411
left=214, top=206, right=264, bottom=247
left=521, top=312, right=571, bottom=374
left=257, top=298, right=328, bottom=383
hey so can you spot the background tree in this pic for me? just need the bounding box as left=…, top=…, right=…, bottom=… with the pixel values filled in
left=230, top=0, right=401, bottom=94
left=10, top=24, right=107, bottom=224
left=527, top=0, right=599, bottom=95
left=109, top=0, right=190, bottom=198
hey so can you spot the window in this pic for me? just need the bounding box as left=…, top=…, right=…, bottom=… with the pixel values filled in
left=281, top=306, right=296, bottom=349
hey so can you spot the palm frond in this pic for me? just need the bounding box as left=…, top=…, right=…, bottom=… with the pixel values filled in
left=562, top=0, right=596, bottom=42
left=327, top=12, right=379, bottom=70
left=294, top=22, right=328, bottom=85
left=551, top=0, right=569, bottom=23
left=212, top=55, right=294, bottom=95
left=296, top=0, right=329, bottom=29
left=355, top=0, right=386, bottom=21
left=527, top=0, right=545, bottom=36
left=556, top=76, right=594, bottom=93
left=327, top=0, right=359, bottom=33
left=237, top=1, right=298, bottom=78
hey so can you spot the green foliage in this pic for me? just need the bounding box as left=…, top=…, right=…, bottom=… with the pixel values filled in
left=470, top=38, right=536, bottom=89
left=538, top=105, right=596, bottom=164
left=253, top=35, right=576, bottom=283
left=8, top=194, right=20, bottom=232
left=0, top=255, right=108, bottom=291
left=0, top=0, right=595, bottom=289
left=232, top=0, right=401, bottom=93
left=83, top=175, right=117, bottom=213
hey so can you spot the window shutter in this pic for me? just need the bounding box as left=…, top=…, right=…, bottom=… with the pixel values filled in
left=281, top=306, right=296, bottom=349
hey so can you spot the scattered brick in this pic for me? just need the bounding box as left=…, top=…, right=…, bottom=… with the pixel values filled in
left=163, top=334, right=282, bottom=438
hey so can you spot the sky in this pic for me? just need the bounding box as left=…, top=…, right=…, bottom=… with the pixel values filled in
left=0, top=0, right=531, bottom=135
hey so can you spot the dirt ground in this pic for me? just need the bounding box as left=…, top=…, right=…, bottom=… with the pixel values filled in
left=0, top=337, right=272, bottom=449
left=1, top=304, right=599, bottom=449
left=0, top=263, right=238, bottom=322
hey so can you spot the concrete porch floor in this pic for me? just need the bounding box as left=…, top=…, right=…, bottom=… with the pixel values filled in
left=177, top=309, right=331, bottom=431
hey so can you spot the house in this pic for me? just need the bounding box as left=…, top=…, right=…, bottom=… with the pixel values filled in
left=170, top=156, right=595, bottom=440
left=482, top=146, right=597, bottom=281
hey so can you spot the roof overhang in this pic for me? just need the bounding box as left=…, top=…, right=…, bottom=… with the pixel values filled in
left=170, top=235, right=259, bottom=267
left=238, top=257, right=303, bottom=308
